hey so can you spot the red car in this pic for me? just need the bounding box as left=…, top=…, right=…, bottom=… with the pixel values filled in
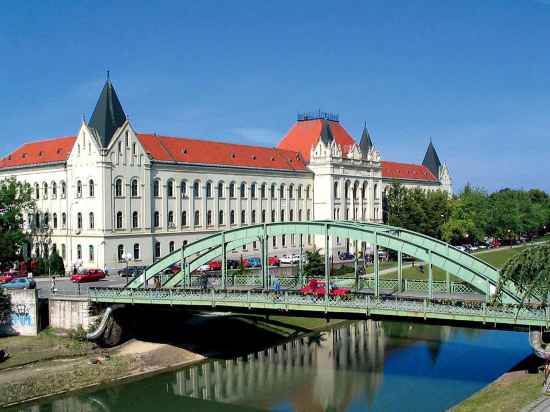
left=208, top=260, right=222, bottom=271
left=0, top=270, right=25, bottom=284
left=299, top=279, right=351, bottom=298
left=70, top=269, right=106, bottom=283
left=268, top=256, right=280, bottom=267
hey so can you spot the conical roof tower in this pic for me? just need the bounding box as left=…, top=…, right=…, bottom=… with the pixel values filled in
left=422, top=140, right=442, bottom=178
left=359, top=123, right=373, bottom=153
left=88, top=77, right=127, bottom=147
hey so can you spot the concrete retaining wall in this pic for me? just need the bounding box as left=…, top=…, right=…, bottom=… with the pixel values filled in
left=48, top=297, right=93, bottom=330
left=0, top=289, right=39, bottom=336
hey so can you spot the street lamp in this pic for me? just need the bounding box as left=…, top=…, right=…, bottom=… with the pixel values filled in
left=123, top=253, right=132, bottom=285
left=67, top=200, right=79, bottom=274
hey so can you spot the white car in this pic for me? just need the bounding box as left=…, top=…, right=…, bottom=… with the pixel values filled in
left=197, top=264, right=211, bottom=272
left=455, top=245, right=466, bottom=252
left=280, top=254, right=302, bottom=264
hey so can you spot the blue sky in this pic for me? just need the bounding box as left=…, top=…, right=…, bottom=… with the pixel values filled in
left=1, top=0, right=549, bottom=192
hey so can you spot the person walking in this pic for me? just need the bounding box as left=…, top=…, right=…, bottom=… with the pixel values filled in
left=50, top=276, right=57, bottom=295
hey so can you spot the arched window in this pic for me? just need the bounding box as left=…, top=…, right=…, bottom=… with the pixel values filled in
left=77, top=244, right=82, bottom=260
left=279, top=184, right=285, bottom=199
left=169, top=241, right=175, bottom=253
left=89, top=212, right=94, bottom=229
left=155, top=242, right=161, bottom=258
left=181, top=211, right=187, bottom=226
left=180, top=180, right=187, bottom=197
left=261, top=183, right=266, bottom=199
left=61, top=181, right=66, bottom=198
left=271, top=184, right=276, bottom=200
left=34, top=183, right=40, bottom=199
left=194, top=210, right=200, bottom=226
left=280, top=210, right=285, bottom=222
left=154, top=211, right=160, bottom=227
left=251, top=210, right=256, bottom=224
left=118, top=141, right=122, bottom=153
left=53, top=213, right=58, bottom=228
left=77, top=180, right=82, bottom=198
left=374, top=184, right=379, bottom=199
left=282, top=234, right=286, bottom=247
left=89, top=179, right=94, bottom=197
left=353, top=182, right=359, bottom=200
left=289, top=209, right=294, bottom=221
left=334, top=182, right=339, bottom=199
left=307, top=209, right=311, bottom=220
left=298, top=185, right=303, bottom=199
left=271, top=210, right=276, bottom=222
left=217, top=182, right=224, bottom=198
left=362, top=182, right=367, bottom=199
left=306, top=185, right=311, bottom=199
left=153, top=179, right=160, bottom=197
left=207, top=210, right=212, bottom=225
left=229, top=182, right=235, bottom=198
left=133, top=243, right=140, bottom=260
left=116, top=211, right=123, bottom=229
left=168, top=211, right=174, bottom=226
left=62, top=213, right=66, bottom=228
left=218, top=210, right=224, bottom=225
left=261, top=209, right=266, bottom=223
left=44, top=213, right=49, bottom=227
left=289, top=184, right=294, bottom=199
left=77, top=212, right=82, bottom=229
left=240, top=182, right=246, bottom=198
left=131, top=179, right=138, bottom=197
left=167, top=180, right=174, bottom=197
left=52, top=182, right=57, bottom=198
left=230, top=210, right=235, bottom=225
left=118, top=245, right=124, bottom=261
left=250, top=183, right=256, bottom=199
left=89, top=245, right=94, bottom=261
left=34, top=212, right=40, bottom=227
left=344, top=181, right=350, bottom=199
left=132, top=211, right=138, bottom=228
left=241, top=210, right=246, bottom=224
left=206, top=182, right=212, bottom=198
left=298, top=209, right=302, bottom=221
left=43, top=182, right=48, bottom=199
left=115, top=179, right=122, bottom=197
left=132, top=142, right=136, bottom=156
left=193, top=181, right=200, bottom=197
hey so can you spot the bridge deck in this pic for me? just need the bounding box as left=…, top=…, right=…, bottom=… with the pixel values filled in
left=89, top=287, right=549, bottom=330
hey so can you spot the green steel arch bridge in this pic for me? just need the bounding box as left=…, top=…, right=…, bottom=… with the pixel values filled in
left=89, top=221, right=550, bottom=331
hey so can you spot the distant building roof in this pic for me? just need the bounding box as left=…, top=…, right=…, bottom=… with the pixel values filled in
left=0, top=136, right=76, bottom=169
left=381, top=161, right=437, bottom=182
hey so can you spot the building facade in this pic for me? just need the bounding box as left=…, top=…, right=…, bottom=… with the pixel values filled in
left=0, top=81, right=452, bottom=271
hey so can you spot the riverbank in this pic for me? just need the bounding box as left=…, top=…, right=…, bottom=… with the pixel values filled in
left=451, top=354, right=545, bottom=412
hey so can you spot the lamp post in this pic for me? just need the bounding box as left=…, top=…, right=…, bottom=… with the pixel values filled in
left=67, top=200, right=79, bottom=275
left=123, top=253, right=132, bottom=286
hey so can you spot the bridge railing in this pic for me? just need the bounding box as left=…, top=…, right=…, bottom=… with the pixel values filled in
left=88, top=286, right=549, bottom=327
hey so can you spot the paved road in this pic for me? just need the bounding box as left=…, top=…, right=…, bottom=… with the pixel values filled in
left=35, top=275, right=127, bottom=298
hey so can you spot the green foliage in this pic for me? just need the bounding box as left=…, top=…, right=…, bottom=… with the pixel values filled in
left=0, top=291, right=10, bottom=326
left=495, top=244, right=550, bottom=306
left=0, top=178, right=35, bottom=269
left=303, top=247, right=324, bottom=277
left=68, top=325, right=88, bottom=341
left=48, top=249, right=65, bottom=275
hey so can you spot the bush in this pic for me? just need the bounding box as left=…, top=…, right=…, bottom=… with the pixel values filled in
left=49, top=250, right=65, bottom=276
left=68, top=325, right=87, bottom=341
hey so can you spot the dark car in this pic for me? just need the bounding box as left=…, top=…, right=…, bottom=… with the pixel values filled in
left=118, top=266, right=147, bottom=277
left=226, top=259, right=239, bottom=269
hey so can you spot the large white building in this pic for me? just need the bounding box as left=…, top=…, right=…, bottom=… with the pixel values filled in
left=0, top=80, right=452, bottom=271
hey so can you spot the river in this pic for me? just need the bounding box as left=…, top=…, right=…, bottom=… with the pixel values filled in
left=9, top=319, right=529, bottom=412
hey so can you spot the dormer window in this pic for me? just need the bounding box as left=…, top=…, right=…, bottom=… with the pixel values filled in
left=38, top=151, right=43, bottom=157
left=231, top=153, right=236, bottom=159
left=57, top=148, right=63, bottom=155
left=181, top=148, right=187, bottom=154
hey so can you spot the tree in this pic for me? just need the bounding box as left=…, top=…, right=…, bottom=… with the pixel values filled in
left=0, top=178, right=34, bottom=270
left=495, top=243, right=550, bottom=306
left=442, top=185, right=488, bottom=243
left=49, top=249, right=65, bottom=275
left=303, top=247, right=324, bottom=278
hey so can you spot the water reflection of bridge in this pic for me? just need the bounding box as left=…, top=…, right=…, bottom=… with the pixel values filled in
left=171, top=320, right=387, bottom=410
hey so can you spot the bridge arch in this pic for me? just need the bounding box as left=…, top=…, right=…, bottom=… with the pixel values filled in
left=126, top=221, right=521, bottom=304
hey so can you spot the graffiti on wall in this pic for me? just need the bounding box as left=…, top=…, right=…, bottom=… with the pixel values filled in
left=11, top=303, right=33, bottom=327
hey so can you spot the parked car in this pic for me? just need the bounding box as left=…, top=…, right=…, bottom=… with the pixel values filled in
left=70, top=269, right=106, bottom=283
left=0, top=278, right=36, bottom=289
left=338, top=252, right=355, bottom=261
left=0, top=270, right=26, bottom=284
left=268, top=256, right=280, bottom=267
left=454, top=245, right=466, bottom=252
left=280, top=254, right=302, bottom=264
left=197, top=263, right=211, bottom=272
left=226, top=259, right=240, bottom=269
left=118, top=265, right=147, bottom=277
left=244, top=257, right=262, bottom=268
left=208, top=260, right=222, bottom=271
left=299, top=279, right=351, bottom=298
left=490, top=239, right=502, bottom=249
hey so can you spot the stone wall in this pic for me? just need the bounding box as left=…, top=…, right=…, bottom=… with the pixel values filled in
left=0, top=289, right=39, bottom=336
left=48, top=297, right=93, bottom=331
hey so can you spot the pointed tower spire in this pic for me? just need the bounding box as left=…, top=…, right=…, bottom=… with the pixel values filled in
left=422, top=140, right=442, bottom=178
left=359, top=122, right=373, bottom=153
left=319, top=119, right=334, bottom=145
left=88, top=77, right=127, bottom=147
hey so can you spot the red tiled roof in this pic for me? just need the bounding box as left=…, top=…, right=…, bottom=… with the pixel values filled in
left=136, top=134, right=308, bottom=171
left=0, top=136, right=76, bottom=169
left=381, top=161, right=437, bottom=182
left=277, top=119, right=356, bottom=162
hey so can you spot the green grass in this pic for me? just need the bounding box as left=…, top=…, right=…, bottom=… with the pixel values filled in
left=0, top=328, right=97, bottom=370
left=452, top=372, right=543, bottom=412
